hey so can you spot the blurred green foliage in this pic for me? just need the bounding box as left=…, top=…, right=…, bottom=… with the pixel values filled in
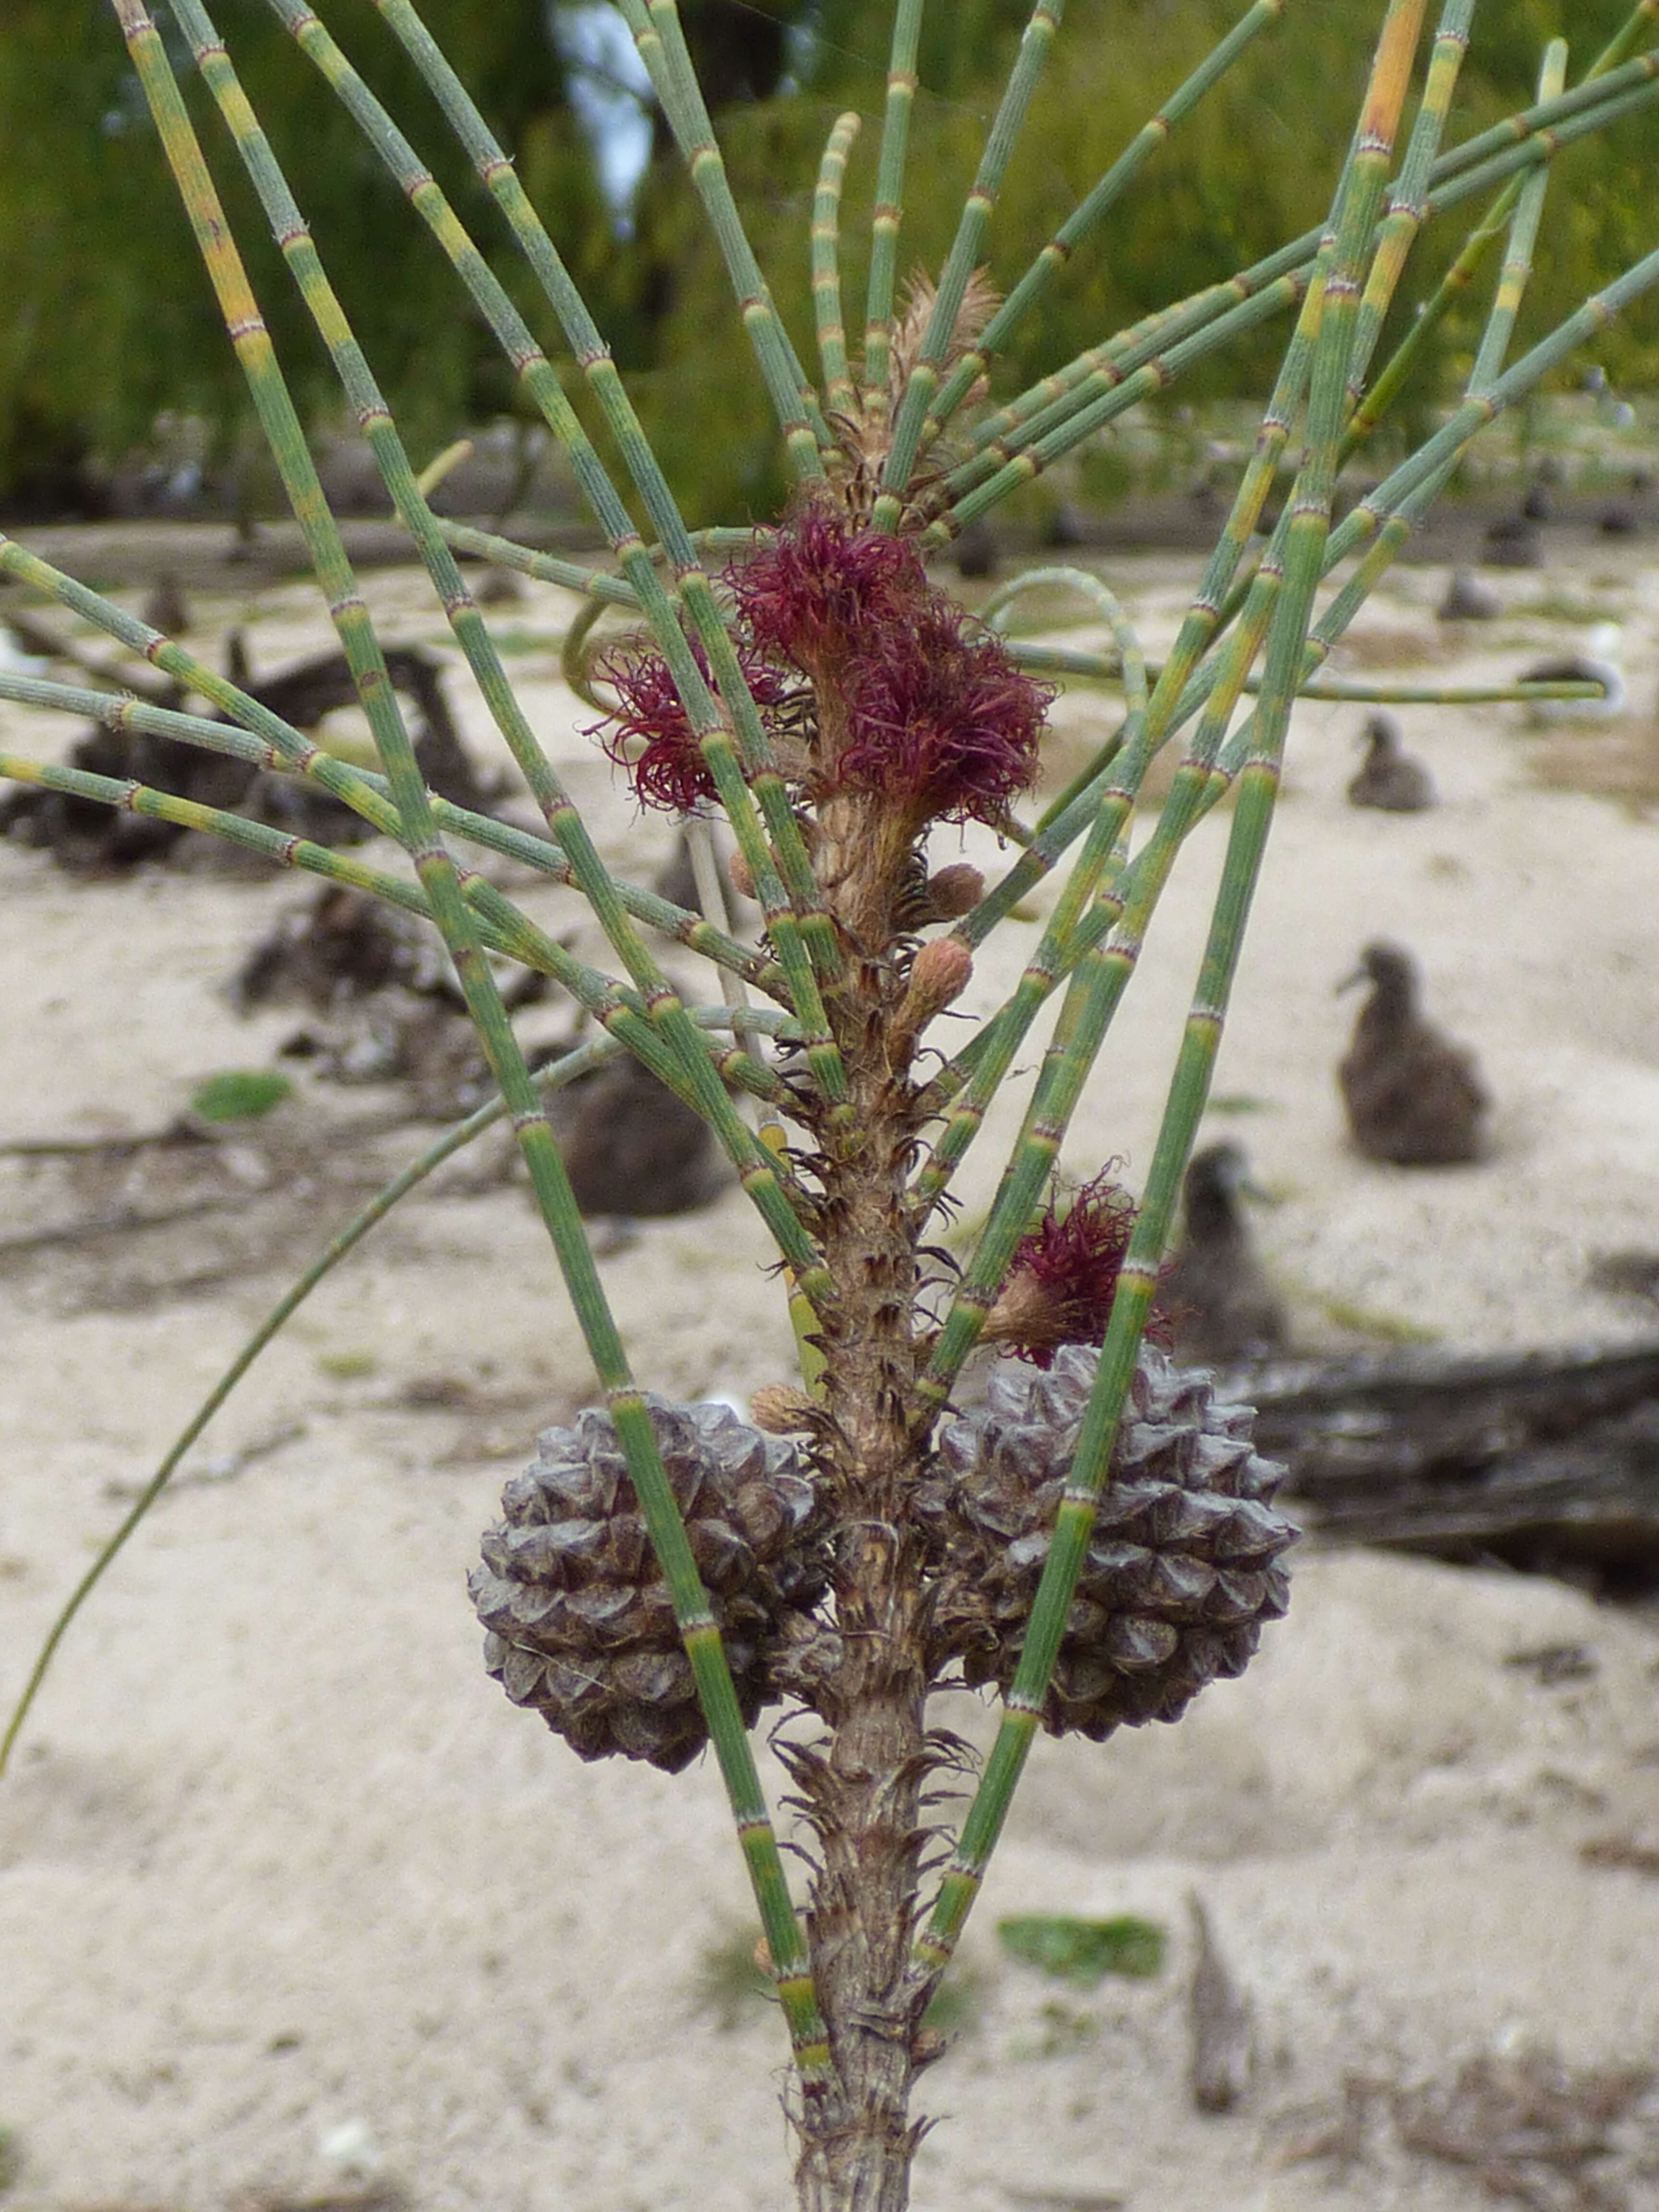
left=2, top=1, right=1653, bottom=520
left=0, top=0, right=614, bottom=510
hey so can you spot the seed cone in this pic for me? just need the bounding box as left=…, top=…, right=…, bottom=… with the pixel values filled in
left=925, top=1344, right=1295, bottom=1736
left=471, top=1396, right=827, bottom=1772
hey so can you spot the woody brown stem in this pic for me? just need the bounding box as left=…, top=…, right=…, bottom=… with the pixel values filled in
left=792, top=771, right=939, bottom=2210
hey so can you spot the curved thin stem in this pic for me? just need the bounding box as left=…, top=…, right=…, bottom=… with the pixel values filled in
left=813, top=110, right=862, bottom=418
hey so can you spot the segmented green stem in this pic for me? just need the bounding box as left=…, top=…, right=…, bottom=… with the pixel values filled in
left=875, top=0, right=1064, bottom=520
left=1347, top=14, right=1650, bottom=454
left=945, top=49, right=1659, bottom=518
left=944, top=206, right=1344, bottom=976
left=0, top=533, right=761, bottom=1001
left=0, top=534, right=403, bottom=835
left=611, top=0, right=829, bottom=476
left=1344, top=0, right=1475, bottom=409
left=0, top=661, right=781, bottom=994
left=0, top=1007, right=783, bottom=1780
left=913, top=212, right=1358, bottom=1230
left=862, top=0, right=923, bottom=426
left=812, top=111, right=862, bottom=417
left=0, top=734, right=800, bottom=1124
left=953, top=206, right=1659, bottom=962
left=915, top=0, right=1432, bottom=1979
left=0, top=744, right=481, bottom=952
left=1431, top=37, right=1658, bottom=188
left=923, top=0, right=1285, bottom=444
left=1597, top=0, right=1659, bottom=74
left=371, top=0, right=841, bottom=955
left=195, top=0, right=842, bottom=1231
left=962, top=245, right=1316, bottom=474
left=114, top=0, right=831, bottom=2084
left=937, top=0, right=1448, bottom=556
left=993, top=650, right=1603, bottom=707
left=434, top=527, right=641, bottom=604
left=924, top=264, right=1311, bottom=541
left=264, top=0, right=849, bottom=1113
left=425, top=520, right=765, bottom=599
left=981, top=567, right=1148, bottom=715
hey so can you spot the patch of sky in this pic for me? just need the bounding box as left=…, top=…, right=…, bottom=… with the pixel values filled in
left=550, top=2, right=654, bottom=231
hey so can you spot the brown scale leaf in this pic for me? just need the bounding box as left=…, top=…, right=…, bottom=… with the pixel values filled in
left=889, top=266, right=1003, bottom=409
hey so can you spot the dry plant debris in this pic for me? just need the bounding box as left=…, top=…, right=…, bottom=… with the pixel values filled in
left=1273, top=2047, right=1659, bottom=2211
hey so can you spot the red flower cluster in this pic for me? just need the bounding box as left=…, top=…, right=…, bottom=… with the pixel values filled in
left=839, top=599, right=1048, bottom=826
left=593, top=505, right=1049, bottom=830
left=731, top=505, right=924, bottom=673
left=988, top=1170, right=1168, bottom=1367
left=594, top=639, right=793, bottom=816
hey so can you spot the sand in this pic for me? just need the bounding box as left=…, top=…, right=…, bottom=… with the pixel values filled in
left=3, top=535, right=1659, bottom=2210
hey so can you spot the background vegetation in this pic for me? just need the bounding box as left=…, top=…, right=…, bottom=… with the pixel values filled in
left=3, top=0, right=1652, bottom=520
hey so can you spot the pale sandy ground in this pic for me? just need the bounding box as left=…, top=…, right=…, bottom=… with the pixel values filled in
left=4, top=539, right=1659, bottom=2210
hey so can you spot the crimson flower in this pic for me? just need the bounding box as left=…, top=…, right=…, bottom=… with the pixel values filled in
left=592, top=639, right=795, bottom=815
left=837, top=601, right=1048, bottom=826
left=730, top=505, right=925, bottom=673
left=986, top=1170, right=1168, bottom=1367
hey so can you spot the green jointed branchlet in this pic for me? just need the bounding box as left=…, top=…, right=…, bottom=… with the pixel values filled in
left=953, top=201, right=1659, bottom=961
left=612, top=0, right=830, bottom=478
left=994, top=650, right=1604, bottom=709
left=922, top=0, right=1286, bottom=446
left=1343, top=0, right=1478, bottom=409
left=178, top=0, right=834, bottom=1276
left=122, top=0, right=834, bottom=2085
left=0, top=656, right=783, bottom=991
left=813, top=111, right=863, bottom=418
left=876, top=0, right=1067, bottom=521
left=930, top=48, right=1659, bottom=535
left=1346, top=12, right=1645, bottom=455
left=860, top=0, right=924, bottom=430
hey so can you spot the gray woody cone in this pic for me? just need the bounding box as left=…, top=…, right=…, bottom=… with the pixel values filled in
left=471, top=1396, right=826, bottom=1772
left=926, top=1343, right=1296, bottom=1736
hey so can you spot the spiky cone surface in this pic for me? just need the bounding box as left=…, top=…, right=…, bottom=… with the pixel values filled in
left=470, top=1397, right=826, bottom=1773
left=925, top=1344, right=1296, bottom=1737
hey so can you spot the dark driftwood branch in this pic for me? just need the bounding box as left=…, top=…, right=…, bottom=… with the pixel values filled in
left=1234, top=1341, right=1659, bottom=1589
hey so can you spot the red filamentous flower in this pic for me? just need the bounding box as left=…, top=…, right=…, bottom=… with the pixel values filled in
left=730, top=505, right=926, bottom=673
left=987, top=1170, right=1168, bottom=1367
left=592, top=640, right=795, bottom=815
left=592, top=643, right=716, bottom=813
left=837, top=601, right=1049, bottom=826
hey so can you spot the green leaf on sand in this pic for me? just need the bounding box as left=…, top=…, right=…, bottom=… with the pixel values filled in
left=997, top=1913, right=1166, bottom=1983
left=191, top=1070, right=293, bottom=1123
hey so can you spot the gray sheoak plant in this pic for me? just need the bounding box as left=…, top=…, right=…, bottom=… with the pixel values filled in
left=2, top=3, right=1650, bottom=2204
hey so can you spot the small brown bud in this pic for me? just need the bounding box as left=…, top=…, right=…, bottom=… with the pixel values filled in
left=982, top=1267, right=1056, bottom=1351
left=922, top=863, right=984, bottom=921
left=727, top=849, right=756, bottom=902
left=896, top=937, right=973, bottom=1036
left=749, top=1383, right=816, bottom=1434
left=753, top=1934, right=774, bottom=1973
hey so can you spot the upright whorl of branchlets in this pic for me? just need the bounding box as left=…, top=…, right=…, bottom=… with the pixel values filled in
left=471, top=1396, right=827, bottom=1773
left=925, top=1345, right=1295, bottom=1736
